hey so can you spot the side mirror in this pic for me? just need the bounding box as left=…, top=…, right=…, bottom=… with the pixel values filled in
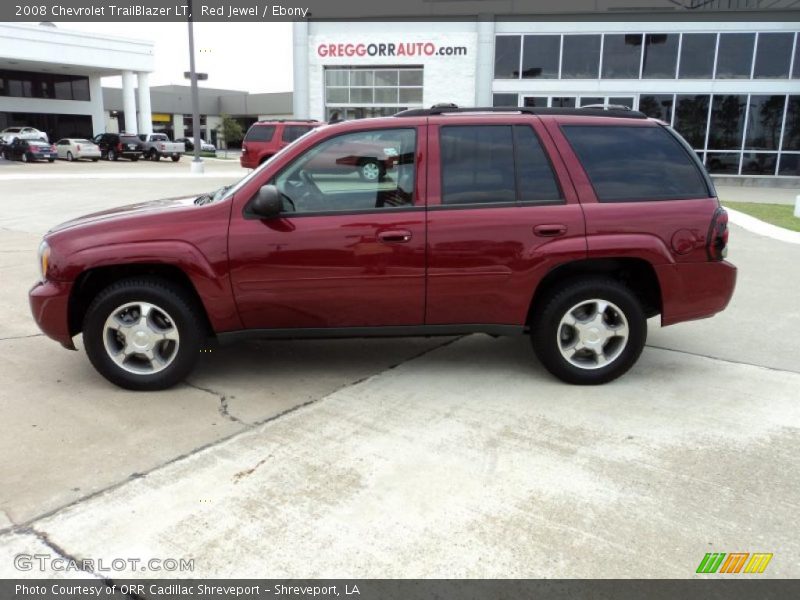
left=249, top=184, right=283, bottom=219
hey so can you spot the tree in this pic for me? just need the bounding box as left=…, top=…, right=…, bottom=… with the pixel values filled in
left=216, top=114, right=243, bottom=158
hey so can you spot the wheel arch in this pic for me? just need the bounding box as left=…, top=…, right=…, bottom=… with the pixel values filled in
left=527, top=257, right=662, bottom=326
left=67, top=264, right=214, bottom=338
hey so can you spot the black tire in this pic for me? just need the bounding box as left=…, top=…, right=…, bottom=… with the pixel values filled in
left=82, top=277, right=206, bottom=391
left=149, top=150, right=160, bottom=162
left=530, top=277, right=646, bottom=385
left=131, top=156, right=139, bottom=162
left=108, top=149, right=118, bottom=161
left=171, top=155, right=180, bottom=162
left=92, top=158, right=99, bottom=162
left=21, top=153, right=29, bottom=163
left=48, top=158, right=54, bottom=163
left=67, top=151, right=74, bottom=162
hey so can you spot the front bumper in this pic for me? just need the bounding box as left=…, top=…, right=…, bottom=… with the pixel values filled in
left=657, top=260, right=737, bottom=327
left=29, top=280, right=75, bottom=349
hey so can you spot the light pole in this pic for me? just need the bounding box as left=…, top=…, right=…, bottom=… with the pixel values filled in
left=187, top=0, right=203, bottom=173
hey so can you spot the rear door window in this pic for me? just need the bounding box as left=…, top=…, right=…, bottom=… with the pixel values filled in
left=439, top=125, right=562, bottom=206
left=562, top=125, right=710, bottom=201
left=245, top=125, right=276, bottom=142
left=282, top=125, right=313, bottom=143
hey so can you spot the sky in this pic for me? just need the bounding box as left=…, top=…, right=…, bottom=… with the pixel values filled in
left=50, top=22, right=294, bottom=93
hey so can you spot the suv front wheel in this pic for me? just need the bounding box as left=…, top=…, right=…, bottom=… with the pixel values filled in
left=531, top=278, right=646, bottom=385
left=83, top=277, right=205, bottom=390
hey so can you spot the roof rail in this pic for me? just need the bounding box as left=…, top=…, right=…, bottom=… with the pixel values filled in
left=394, top=104, right=647, bottom=119
left=255, top=119, right=319, bottom=123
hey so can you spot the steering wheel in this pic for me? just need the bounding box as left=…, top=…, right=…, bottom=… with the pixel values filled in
left=299, top=170, right=322, bottom=195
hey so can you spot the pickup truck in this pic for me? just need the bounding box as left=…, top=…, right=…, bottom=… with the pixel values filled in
left=138, top=133, right=184, bottom=162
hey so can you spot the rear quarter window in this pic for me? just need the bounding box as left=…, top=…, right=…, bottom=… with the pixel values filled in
left=562, top=124, right=710, bottom=202
left=119, top=135, right=140, bottom=144
left=282, top=125, right=313, bottom=143
left=245, top=125, right=276, bottom=142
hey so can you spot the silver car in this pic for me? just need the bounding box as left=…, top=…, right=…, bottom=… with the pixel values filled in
left=55, top=138, right=101, bottom=162
left=1, top=127, right=48, bottom=144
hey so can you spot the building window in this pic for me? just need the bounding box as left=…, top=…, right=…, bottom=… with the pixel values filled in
left=741, top=153, right=778, bottom=175
left=674, top=94, right=710, bottom=149
left=753, top=32, right=794, bottom=79
left=493, top=93, right=518, bottom=107
left=679, top=34, right=716, bottom=79
left=782, top=96, right=800, bottom=151
left=639, top=94, right=674, bottom=123
left=561, top=35, right=601, bottom=79
left=523, top=96, right=547, bottom=107
left=494, top=36, right=521, bottom=79
left=324, top=67, right=423, bottom=120
left=745, top=95, right=786, bottom=150
left=642, top=34, right=678, bottom=79
left=602, top=34, right=643, bottom=79
left=579, top=97, right=604, bottom=107
left=521, top=35, right=560, bottom=79
left=0, top=70, right=90, bottom=101
left=552, top=97, right=576, bottom=108
left=708, top=94, right=747, bottom=149
left=715, top=33, right=755, bottom=79
left=794, top=36, right=800, bottom=78
left=778, top=153, right=800, bottom=175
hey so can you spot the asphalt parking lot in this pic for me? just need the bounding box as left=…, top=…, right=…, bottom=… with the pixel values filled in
left=0, top=158, right=799, bottom=578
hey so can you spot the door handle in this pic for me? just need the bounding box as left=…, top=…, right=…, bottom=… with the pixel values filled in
left=378, top=229, right=413, bottom=243
left=533, top=224, right=567, bottom=237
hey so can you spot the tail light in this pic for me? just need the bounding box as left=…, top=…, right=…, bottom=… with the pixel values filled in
left=116, top=142, right=123, bottom=151
left=76, top=144, right=81, bottom=151
left=707, top=207, right=729, bottom=261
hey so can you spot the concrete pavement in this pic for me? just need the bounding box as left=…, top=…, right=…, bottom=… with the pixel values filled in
left=1, top=162, right=798, bottom=578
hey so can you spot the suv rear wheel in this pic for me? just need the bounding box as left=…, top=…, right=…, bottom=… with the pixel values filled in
left=530, top=278, right=646, bottom=385
left=83, top=278, right=205, bottom=390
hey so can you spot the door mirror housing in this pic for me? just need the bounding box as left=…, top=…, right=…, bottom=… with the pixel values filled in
left=249, top=185, right=283, bottom=219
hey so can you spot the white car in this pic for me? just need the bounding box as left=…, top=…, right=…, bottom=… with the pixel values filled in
left=1, top=127, right=48, bottom=144
left=181, top=137, right=216, bottom=153
left=55, top=138, right=101, bottom=162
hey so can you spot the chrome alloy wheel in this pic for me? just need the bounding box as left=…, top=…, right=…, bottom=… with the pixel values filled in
left=361, top=161, right=380, bottom=181
left=102, top=302, right=180, bottom=374
left=557, top=299, right=629, bottom=370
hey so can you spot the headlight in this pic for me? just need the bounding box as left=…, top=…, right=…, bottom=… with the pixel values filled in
left=38, top=240, right=50, bottom=282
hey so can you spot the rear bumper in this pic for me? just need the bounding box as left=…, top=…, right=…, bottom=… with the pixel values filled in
left=657, top=260, right=737, bottom=326
left=239, top=155, right=258, bottom=169
left=29, top=280, right=75, bottom=349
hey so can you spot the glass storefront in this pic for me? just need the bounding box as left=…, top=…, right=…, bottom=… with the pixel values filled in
left=492, top=29, right=799, bottom=175
left=324, top=66, right=424, bottom=121
left=495, top=30, right=799, bottom=81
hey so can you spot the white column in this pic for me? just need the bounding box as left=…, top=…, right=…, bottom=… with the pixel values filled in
left=173, top=113, right=184, bottom=139
left=292, top=21, right=309, bottom=119
left=475, top=19, right=496, bottom=107
left=121, top=70, right=138, bottom=135
left=136, top=72, right=152, bottom=135
left=88, top=75, right=105, bottom=136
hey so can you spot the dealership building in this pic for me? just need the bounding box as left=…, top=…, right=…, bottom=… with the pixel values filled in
left=0, top=23, right=290, bottom=147
left=293, top=17, right=800, bottom=177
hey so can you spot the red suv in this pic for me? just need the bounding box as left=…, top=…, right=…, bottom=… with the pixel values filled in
left=240, top=119, right=321, bottom=168
left=30, top=105, right=736, bottom=390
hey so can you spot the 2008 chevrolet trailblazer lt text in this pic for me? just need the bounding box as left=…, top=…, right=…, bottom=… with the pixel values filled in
left=29, top=105, right=736, bottom=391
